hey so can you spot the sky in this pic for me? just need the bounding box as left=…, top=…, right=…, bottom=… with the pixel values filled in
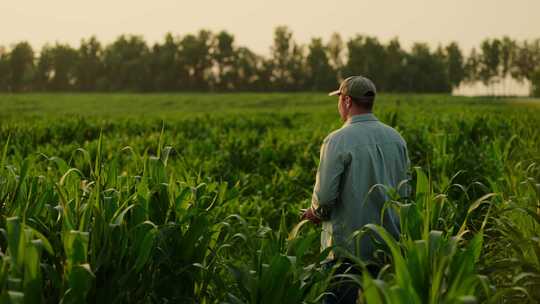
left=1, top=0, right=539, bottom=55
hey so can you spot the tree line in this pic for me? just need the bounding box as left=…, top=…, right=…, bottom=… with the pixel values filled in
left=0, top=26, right=539, bottom=95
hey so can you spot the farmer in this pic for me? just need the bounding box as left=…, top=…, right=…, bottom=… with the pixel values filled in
left=301, top=76, right=410, bottom=304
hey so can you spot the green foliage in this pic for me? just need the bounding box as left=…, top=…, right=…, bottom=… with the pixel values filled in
left=346, top=36, right=388, bottom=90
left=531, top=68, right=540, bottom=97
left=306, top=38, right=336, bottom=91
left=445, top=42, right=466, bottom=89
left=103, top=35, right=152, bottom=92
left=35, top=43, right=79, bottom=91
left=1, top=33, right=538, bottom=94
left=0, top=94, right=539, bottom=302
left=8, top=42, right=34, bottom=92
left=511, top=39, right=540, bottom=83
left=479, top=39, right=502, bottom=87
left=76, top=37, right=105, bottom=92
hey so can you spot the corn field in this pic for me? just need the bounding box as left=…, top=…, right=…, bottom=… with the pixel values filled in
left=0, top=93, right=539, bottom=303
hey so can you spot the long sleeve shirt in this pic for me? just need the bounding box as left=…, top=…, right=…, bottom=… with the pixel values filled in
left=311, top=113, right=410, bottom=261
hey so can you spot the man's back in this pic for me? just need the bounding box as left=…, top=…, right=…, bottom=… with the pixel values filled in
left=312, top=113, right=409, bottom=260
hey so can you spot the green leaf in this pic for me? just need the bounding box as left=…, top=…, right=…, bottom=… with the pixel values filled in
left=26, top=226, right=54, bottom=256
left=23, top=240, right=42, bottom=304
left=362, top=273, right=384, bottom=304
left=7, top=291, right=24, bottom=304
left=6, top=217, right=25, bottom=273
left=110, top=204, right=136, bottom=227
left=0, top=134, right=9, bottom=174
left=63, top=230, right=89, bottom=267
left=133, top=227, right=157, bottom=273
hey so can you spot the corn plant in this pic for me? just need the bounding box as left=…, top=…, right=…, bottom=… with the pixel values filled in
left=0, top=93, right=539, bottom=303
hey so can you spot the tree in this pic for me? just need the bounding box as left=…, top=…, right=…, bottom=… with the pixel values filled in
left=234, top=47, right=262, bottom=91
left=270, top=26, right=305, bottom=91
left=254, top=58, right=274, bottom=91
left=404, top=43, right=450, bottom=93
left=327, top=33, right=344, bottom=81
left=444, top=42, right=465, bottom=90
left=150, top=33, right=181, bottom=91
left=0, top=46, right=9, bottom=91
left=9, top=42, right=35, bottom=92
left=345, top=36, right=387, bottom=90
left=34, top=44, right=53, bottom=91
left=499, top=37, right=516, bottom=95
left=464, top=48, right=480, bottom=84
left=37, top=43, right=78, bottom=91
left=511, top=39, right=540, bottom=96
left=515, top=39, right=540, bottom=96
left=77, top=36, right=105, bottom=91
left=305, top=38, right=336, bottom=91
left=289, top=43, right=307, bottom=91
left=479, top=39, right=502, bottom=94
left=178, top=30, right=214, bottom=91
left=103, top=35, right=151, bottom=91
left=384, top=38, right=407, bottom=91
left=271, top=26, right=293, bottom=89
left=532, top=69, right=540, bottom=97
left=213, top=31, right=237, bottom=90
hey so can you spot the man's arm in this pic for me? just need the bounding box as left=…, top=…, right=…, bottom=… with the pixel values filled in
left=398, top=144, right=412, bottom=199
left=305, top=135, right=346, bottom=223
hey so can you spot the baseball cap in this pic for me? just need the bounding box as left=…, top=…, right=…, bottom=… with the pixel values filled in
left=328, top=76, right=377, bottom=101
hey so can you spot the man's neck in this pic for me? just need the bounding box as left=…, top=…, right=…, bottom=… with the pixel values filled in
left=347, top=109, right=372, bottom=120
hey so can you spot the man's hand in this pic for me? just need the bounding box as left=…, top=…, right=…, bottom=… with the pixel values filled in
left=301, top=207, right=322, bottom=225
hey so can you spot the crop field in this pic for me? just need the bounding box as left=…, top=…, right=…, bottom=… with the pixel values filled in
left=0, top=93, right=539, bottom=303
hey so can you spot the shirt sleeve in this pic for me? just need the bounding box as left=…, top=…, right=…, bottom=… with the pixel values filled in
left=398, top=144, right=412, bottom=199
left=311, top=135, right=345, bottom=220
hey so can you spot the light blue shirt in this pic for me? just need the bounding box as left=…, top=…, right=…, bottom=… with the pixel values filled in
left=311, top=113, right=410, bottom=260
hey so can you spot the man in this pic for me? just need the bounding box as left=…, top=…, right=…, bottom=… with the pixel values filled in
left=301, top=76, right=410, bottom=304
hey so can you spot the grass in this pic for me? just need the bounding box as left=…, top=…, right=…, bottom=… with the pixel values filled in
left=0, top=93, right=539, bottom=303
left=0, top=93, right=527, bottom=119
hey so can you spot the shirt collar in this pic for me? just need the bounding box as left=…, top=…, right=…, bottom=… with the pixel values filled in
left=345, top=113, right=379, bottom=125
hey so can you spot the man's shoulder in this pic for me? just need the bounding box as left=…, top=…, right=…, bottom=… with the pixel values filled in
left=323, top=120, right=407, bottom=148
left=335, top=120, right=407, bottom=147
left=323, top=128, right=347, bottom=145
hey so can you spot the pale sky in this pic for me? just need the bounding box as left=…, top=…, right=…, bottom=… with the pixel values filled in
left=1, top=0, right=539, bottom=55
